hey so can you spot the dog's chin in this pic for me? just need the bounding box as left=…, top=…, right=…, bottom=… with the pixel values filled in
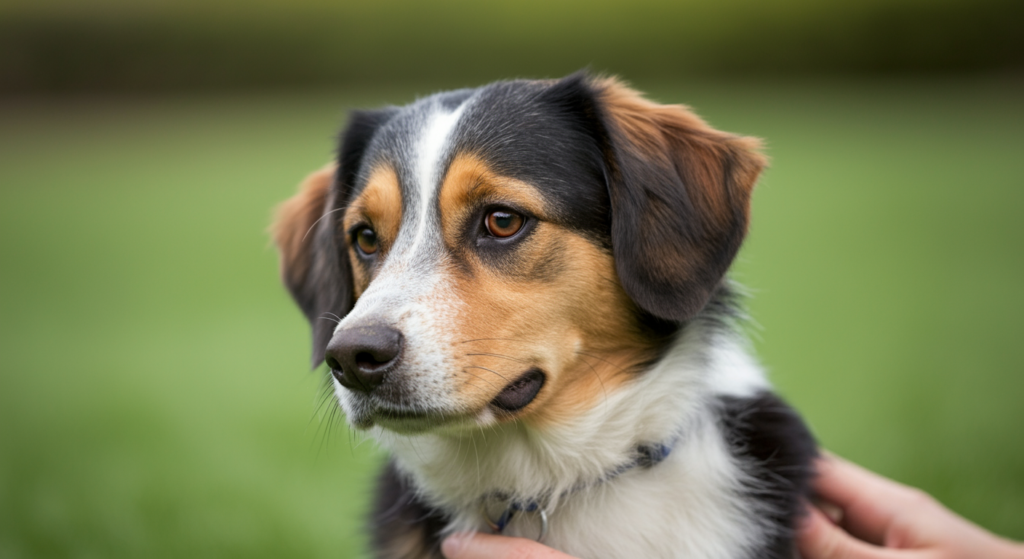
left=371, top=407, right=475, bottom=434
left=343, top=400, right=479, bottom=434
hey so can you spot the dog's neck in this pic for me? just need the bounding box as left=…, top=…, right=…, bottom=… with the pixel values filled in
left=374, top=320, right=768, bottom=530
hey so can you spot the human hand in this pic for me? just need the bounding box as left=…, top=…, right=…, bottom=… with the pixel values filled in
left=799, top=453, right=1024, bottom=559
left=441, top=531, right=576, bottom=559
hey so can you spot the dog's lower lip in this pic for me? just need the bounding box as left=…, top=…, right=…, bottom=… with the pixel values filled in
left=370, top=406, right=463, bottom=433
left=375, top=407, right=429, bottom=420
left=491, top=368, right=545, bottom=412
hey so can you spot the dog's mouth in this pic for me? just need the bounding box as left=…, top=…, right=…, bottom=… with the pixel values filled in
left=490, top=368, right=546, bottom=412
left=350, top=367, right=546, bottom=432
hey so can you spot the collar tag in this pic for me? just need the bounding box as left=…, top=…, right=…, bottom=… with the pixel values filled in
left=482, top=500, right=548, bottom=542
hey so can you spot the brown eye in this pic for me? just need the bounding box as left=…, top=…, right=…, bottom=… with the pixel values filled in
left=485, top=210, right=524, bottom=238
left=355, top=226, right=378, bottom=255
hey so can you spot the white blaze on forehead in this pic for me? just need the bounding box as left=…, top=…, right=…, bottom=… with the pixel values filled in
left=332, top=98, right=473, bottom=401
left=409, top=100, right=468, bottom=251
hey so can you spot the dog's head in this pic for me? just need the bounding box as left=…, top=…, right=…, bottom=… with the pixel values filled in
left=273, top=74, right=765, bottom=434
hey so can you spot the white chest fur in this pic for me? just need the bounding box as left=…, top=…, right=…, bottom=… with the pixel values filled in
left=377, top=323, right=772, bottom=559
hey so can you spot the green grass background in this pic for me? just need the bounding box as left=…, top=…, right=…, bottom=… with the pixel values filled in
left=1, top=77, right=1022, bottom=557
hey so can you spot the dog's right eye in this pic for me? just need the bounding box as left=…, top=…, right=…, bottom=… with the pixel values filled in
left=484, top=210, right=525, bottom=238
left=354, top=226, right=378, bottom=255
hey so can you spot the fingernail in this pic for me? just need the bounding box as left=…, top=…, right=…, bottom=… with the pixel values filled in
left=818, top=501, right=844, bottom=524
left=441, top=532, right=467, bottom=558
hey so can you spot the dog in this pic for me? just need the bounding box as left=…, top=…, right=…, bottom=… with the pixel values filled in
left=273, top=73, right=817, bottom=559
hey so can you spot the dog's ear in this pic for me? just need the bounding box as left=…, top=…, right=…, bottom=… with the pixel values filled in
left=592, top=77, right=767, bottom=322
left=273, top=164, right=351, bottom=368
left=273, top=109, right=395, bottom=367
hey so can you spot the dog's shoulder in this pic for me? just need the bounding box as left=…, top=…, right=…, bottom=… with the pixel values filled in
left=372, top=461, right=449, bottom=559
left=715, top=391, right=818, bottom=559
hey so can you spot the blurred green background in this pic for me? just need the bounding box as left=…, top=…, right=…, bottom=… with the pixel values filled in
left=1, top=1, right=1022, bottom=557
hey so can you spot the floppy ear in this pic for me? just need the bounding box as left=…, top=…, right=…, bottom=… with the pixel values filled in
left=594, top=77, right=767, bottom=322
left=272, top=164, right=352, bottom=368
left=273, top=108, right=396, bottom=367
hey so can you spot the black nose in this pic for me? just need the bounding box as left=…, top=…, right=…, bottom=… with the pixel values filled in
left=324, top=324, right=403, bottom=393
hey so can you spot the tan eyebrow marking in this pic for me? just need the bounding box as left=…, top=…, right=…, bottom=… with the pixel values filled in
left=437, top=153, right=548, bottom=249
left=343, top=164, right=403, bottom=297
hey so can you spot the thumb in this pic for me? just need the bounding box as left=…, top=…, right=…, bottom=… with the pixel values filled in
left=798, top=505, right=916, bottom=559
left=441, top=532, right=576, bottom=559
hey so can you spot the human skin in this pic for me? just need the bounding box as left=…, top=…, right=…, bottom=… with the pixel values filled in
left=796, top=454, right=1024, bottom=559
left=440, top=454, right=1024, bottom=559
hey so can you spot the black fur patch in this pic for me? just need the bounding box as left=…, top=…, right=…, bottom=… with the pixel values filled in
left=337, top=108, right=399, bottom=207
left=716, top=392, right=818, bottom=559
left=372, top=461, right=450, bottom=559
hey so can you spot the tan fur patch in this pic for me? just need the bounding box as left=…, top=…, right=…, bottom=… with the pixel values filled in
left=434, top=155, right=658, bottom=427
left=343, top=165, right=403, bottom=297
left=271, top=163, right=335, bottom=288
left=454, top=236, right=658, bottom=426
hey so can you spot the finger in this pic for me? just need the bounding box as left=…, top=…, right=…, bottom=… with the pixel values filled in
left=812, top=453, right=921, bottom=544
left=798, top=505, right=921, bottom=559
left=813, top=453, right=907, bottom=510
left=441, top=532, right=577, bottom=559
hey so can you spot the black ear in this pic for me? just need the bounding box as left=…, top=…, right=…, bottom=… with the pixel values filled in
left=272, top=108, right=395, bottom=367
left=591, top=77, right=767, bottom=322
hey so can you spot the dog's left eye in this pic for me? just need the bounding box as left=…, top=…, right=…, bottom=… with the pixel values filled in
left=484, top=210, right=524, bottom=238
left=354, top=226, right=378, bottom=255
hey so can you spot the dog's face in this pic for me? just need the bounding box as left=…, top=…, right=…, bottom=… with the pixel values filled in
left=274, top=75, right=765, bottom=434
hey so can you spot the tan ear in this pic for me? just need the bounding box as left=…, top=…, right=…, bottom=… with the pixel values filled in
left=272, top=163, right=355, bottom=367
left=595, top=77, right=767, bottom=322
left=272, top=163, right=336, bottom=294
